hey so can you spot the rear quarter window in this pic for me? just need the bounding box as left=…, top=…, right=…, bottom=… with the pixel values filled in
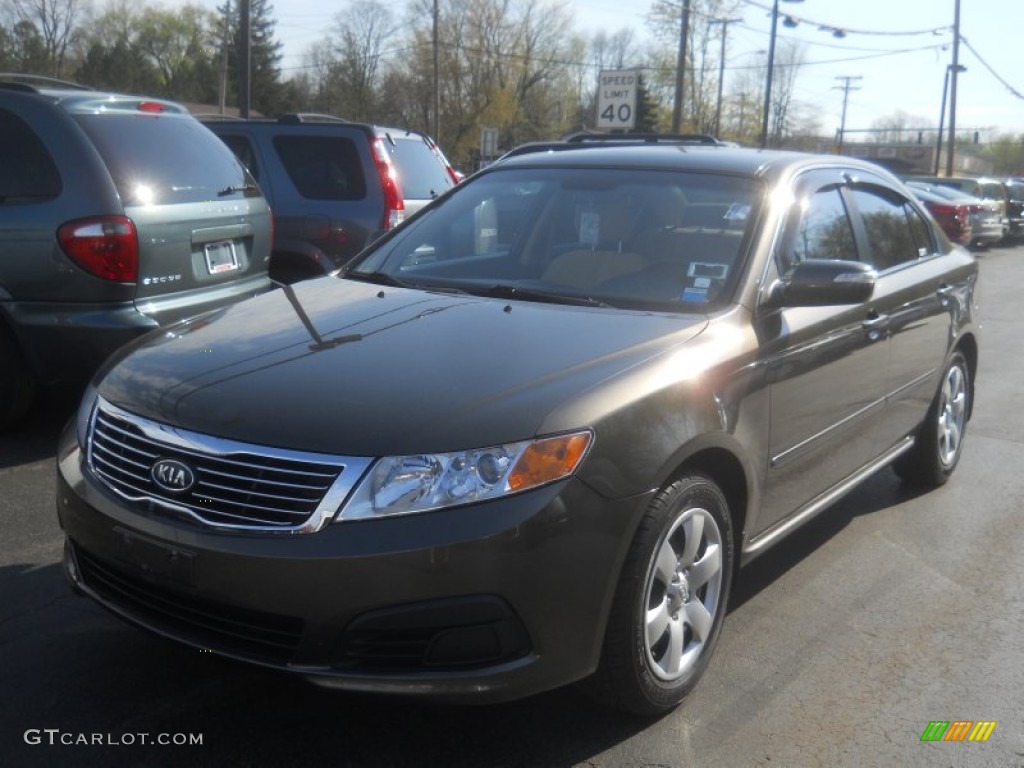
left=218, top=133, right=261, bottom=182
left=382, top=135, right=455, bottom=200
left=0, top=108, right=61, bottom=203
left=273, top=135, right=366, bottom=201
left=74, top=114, right=258, bottom=206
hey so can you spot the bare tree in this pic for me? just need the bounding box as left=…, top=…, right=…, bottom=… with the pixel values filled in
left=767, top=39, right=804, bottom=145
left=871, top=110, right=930, bottom=144
left=7, top=0, right=88, bottom=76
left=645, top=0, right=743, bottom=132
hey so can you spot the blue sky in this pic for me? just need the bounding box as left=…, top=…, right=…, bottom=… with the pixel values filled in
left=193, top=0, right=1023, bottom=137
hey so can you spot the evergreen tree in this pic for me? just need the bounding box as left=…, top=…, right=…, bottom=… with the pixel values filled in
left=631, top=75, right=662, bottom=133
left=222, top=0, right=286, bottom=115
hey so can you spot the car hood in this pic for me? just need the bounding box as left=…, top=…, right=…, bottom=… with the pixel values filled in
left=97, top=278, right=708, bottom=456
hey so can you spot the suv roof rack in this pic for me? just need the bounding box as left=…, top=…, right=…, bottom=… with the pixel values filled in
left=0, top=73, right=93, bottom=92
left=278, top=113, right=352, bottom=124
left=500, top=132, right=724, bottom=159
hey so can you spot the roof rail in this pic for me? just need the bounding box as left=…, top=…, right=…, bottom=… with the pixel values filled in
left=499, top=132, right=725, bottom=160
left=562, top=131, right=722, bottom=146
left=193, top=113, right=246, bottom=121
left=278, top=112, right=351, bottom=124
left=0, top=73, right=92, bottom=91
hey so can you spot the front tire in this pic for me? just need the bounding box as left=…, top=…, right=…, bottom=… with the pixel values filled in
left=894, top=350, right=971, bottom=487
left=585, top=474, right=734, bottom=715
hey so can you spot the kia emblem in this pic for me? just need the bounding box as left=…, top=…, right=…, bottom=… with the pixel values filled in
left=150, top=458, right=196, bottom=494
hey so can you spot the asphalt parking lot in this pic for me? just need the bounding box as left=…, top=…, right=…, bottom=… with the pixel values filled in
left=1, top=244, right=1022, bottom=768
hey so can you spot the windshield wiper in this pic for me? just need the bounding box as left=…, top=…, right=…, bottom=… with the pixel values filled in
left=218, top=183, right=257, bottom=196
left=345, top=270, right=473, bottom=296
left=484, top=284, right=612, bottom=308
left=343, top=270, right=411, bottom=288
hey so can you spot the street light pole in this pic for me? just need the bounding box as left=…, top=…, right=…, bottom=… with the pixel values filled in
left=945, top=0, right=962, bottom=176
left=760, top=0, right=803, bottom=149
left=935, top=63, right=966, bottom=175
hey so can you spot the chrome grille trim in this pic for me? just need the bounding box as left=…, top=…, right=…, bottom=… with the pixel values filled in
left=86, top=397, right=373, bottom=534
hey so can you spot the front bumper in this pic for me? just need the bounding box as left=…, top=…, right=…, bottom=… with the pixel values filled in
left=56, top=423, right=650, bottom=703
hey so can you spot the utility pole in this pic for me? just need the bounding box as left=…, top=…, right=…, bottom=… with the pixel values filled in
left=708, top=17, right=741, bottom=137
left=432, top=0, right=440, bottom=141
left=832, top=75, right=862, bottom=154
left=671, top=0, right=691, bottom=133
left=218, top=4, right=230, bottom=114
left=239, top=0, right=251, bottom=118
left=946, top=0, right=961, bottom=176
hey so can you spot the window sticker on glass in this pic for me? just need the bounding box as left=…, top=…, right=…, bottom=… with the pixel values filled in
left=682, top=286, right=708, bottom=302
left=724, top=203, right=751, bottom=221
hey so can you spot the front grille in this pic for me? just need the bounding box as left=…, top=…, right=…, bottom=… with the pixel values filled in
left=87, top=398, right=371, bottom=532
left=74, top=543, right=303, bottom=664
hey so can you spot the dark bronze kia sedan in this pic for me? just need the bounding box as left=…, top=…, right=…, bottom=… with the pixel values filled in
left=56, top=137, right=978, bottom=715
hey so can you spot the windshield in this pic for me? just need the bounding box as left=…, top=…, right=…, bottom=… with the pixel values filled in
left=348, top=167, right=762, bottom=312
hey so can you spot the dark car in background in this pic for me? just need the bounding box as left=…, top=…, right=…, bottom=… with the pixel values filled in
left=203, top=114, right=459, bottom=283
left=1004, top=178, right=1024, bottom=238
left=58, top=138, right=978, bottom=716
left=0, top=76, right=273, bottom=428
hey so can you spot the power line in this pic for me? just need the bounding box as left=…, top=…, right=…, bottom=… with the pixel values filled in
left=959, top=35, right=1024, bottom=100
left=738, top=0, right=950, bottom=37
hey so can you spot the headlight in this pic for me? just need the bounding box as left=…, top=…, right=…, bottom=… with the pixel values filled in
left=338, top=431, right=592, bottom=520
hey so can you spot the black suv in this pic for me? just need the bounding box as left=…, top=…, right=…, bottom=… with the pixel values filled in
left=202, top=114, right=459, bottom=282
left=58, top=137, right=978, bottom=715
left=0, top=76, right=273, bottom=427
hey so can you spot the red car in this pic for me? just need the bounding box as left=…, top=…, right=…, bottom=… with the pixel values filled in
left=909, top=185, right=973, bottom=246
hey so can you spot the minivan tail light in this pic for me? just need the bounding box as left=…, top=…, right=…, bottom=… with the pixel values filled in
left=58, top=216, right=138, bottom=283
left=370, top=138, right=405, bottom=229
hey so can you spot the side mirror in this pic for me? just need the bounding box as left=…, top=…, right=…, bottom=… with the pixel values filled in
left=771, top=259, right=876, bottom=307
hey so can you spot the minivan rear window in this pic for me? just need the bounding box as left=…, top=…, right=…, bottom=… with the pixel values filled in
left=74, top=114, right=259, bottom=206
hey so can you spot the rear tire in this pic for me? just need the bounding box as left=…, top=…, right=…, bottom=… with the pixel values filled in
left=0, top=326, right=35, bottom=430
left=584, top=473, right=734, bottom=715
left=893, top=350, right=970, bottom=487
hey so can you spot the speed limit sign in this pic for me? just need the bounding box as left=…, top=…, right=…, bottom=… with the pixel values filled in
left=597, top=70, right=637, bottom=130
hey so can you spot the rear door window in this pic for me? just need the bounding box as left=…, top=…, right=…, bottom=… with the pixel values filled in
left=273, top=135, right=366, bottom=200
left=848, top=187, right=928, bottom=270
left=381, top=134, right=455, bottom=200
left=0, top=108, right=61, bottom=203
left=74, top=114, right=259, bottom=206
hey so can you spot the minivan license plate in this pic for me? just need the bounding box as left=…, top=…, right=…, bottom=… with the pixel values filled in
left=204, top=240, right=239, bottom=274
